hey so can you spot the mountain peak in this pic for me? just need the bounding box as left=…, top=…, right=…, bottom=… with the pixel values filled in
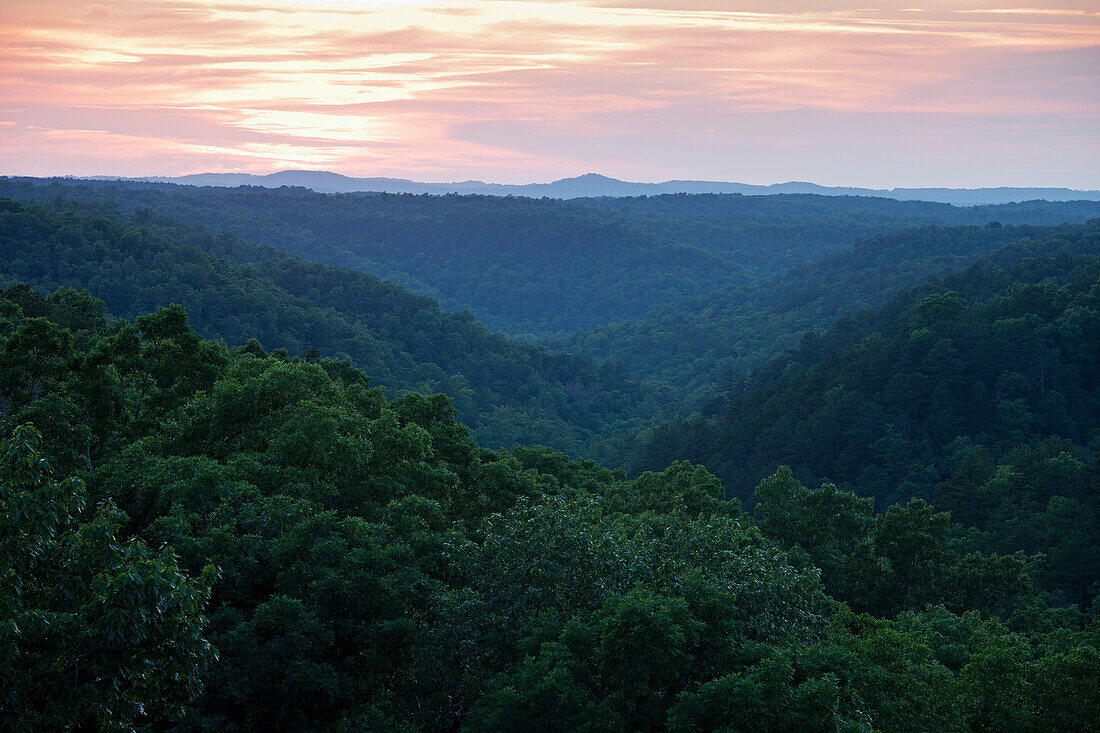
left=77, top=171, right=1100, bottom=205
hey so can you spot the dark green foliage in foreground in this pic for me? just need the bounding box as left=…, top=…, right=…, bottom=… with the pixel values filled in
left=753, top=467, right=1034, bottom=618
left=0, top=198, right=669, bottom=456
left=4, top=177, right=1099, bottom=336
left=1, top=285, right=1097, bottom=731
left=0, top=425, right=215, bottom=730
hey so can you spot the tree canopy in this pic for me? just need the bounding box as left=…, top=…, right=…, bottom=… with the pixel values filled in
left=0, top=281, right=1096, bottom=730
left=0, top=180, right=1097, bottom=730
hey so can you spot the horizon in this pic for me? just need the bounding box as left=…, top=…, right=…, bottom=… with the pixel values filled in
left=43, top=169, right=1100, bottom=192
left=2, top=0, right=1098, bottom=188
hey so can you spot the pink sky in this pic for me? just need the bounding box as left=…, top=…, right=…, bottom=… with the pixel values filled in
left=1, top=0, right=1098, bottom=187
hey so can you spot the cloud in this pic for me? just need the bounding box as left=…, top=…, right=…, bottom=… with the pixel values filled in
left=0, top=0, right=1096, bottom=185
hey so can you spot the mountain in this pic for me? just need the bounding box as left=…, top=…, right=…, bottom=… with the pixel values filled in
left=627, top=228, right=1100, bottom=611
left=0, top=197, right=671, bottom=456
left=550, top=221, right=1098, bottom=399
left=82, top=170, right=1100, bottom=205
left=636, top=224, right=1100, bottom=506
left=4, top=178, right=1100, bottom=338
left=5, top=178, right=1099, bottom=733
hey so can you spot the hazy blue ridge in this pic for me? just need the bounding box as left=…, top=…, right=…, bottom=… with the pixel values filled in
left=79, top=169, right=1100, bottom=205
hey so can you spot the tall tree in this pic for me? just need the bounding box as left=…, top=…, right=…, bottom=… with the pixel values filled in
left=0, top=425, right=214, bottom=730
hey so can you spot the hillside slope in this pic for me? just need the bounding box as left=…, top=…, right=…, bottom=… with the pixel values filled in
left=5, top=178, right=1098, bottom=336
left=3, top=283, right=1096, bottom=731
left=0, top=198, right=668, bottom=455
left=637, top=228, right=1100, bottom=507
left=554, top=222, right=1100, bottom=398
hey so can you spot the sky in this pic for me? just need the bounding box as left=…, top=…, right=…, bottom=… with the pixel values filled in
left=1, top=0, right=1098, bottom=187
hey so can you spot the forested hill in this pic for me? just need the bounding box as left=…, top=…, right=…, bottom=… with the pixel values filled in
left=0, top=198, right=669, bottom=455
left=636, top=234, right=1100, bottom=509
left=4, top=282, right=1098, bottom=730
left=4, top=177, right=1099, bottom=337
left=573, top=190, right=1100, bottom=224
left=555, top=221, right=1100, bottom=398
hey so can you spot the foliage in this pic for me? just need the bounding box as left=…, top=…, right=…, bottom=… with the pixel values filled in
left=3, top=177, right=1098, bottom=336
left=0, top=179, right=1097, bottom=729
left=0, top=198, right=670, bottom=457
left=0, top=285, right=1095, bottom=730
left=0, top=424, right=214, bottom=731
left=555, top=222, right=1100, bottom=401
left=638, top=247, right=1100, bottom=606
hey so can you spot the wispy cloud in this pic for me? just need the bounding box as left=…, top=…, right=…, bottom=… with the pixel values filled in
left=0, top=0, right=1097, bottom=186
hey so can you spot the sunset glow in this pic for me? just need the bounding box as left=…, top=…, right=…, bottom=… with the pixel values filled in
left=2, top=0, right=1098, bottom=186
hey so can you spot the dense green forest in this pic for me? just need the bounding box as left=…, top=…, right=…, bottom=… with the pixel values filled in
left=555, top=222, right=1100, bottom=399
left=0, top=198, right=669, bottom=456
left=2, top=283, right=1097, bottom=730
left=1, top=180, right=1098, bottom=730
left=573, top=190, right=1100, bottom=225
left=636, top=246, right=1100, bottom=604
left=3, top=177, right=1099, bottom=336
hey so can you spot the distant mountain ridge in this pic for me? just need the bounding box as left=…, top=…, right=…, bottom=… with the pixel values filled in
left=12, top=176, right=1098, bottom=336
left=82, top=170, right=1100, bottom=205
